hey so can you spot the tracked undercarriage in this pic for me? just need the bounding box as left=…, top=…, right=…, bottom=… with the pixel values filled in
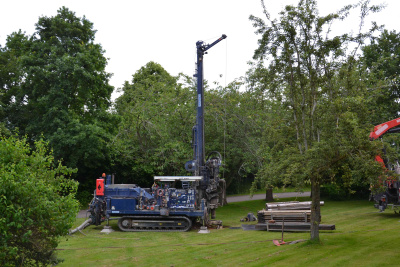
left=117, top=216, right=193, bottom=232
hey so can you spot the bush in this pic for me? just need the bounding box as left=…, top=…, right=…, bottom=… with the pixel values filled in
left=320, top=183, right=349, bottom=200
left=320, top=183, right=370, bottom=200
left=0, top=135, right=79, bottom=266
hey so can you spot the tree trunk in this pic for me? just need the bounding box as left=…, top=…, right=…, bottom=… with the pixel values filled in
left=310, top=176, right=321, bottom=241
left=219, top=179, right=228, bottom=206
left=265, top=187, right=273, bottom=202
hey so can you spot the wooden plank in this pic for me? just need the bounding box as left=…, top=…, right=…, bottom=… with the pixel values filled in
left=255, top=222, right=336, bottom=232
left=259, top=209, right=311, bottom=214
left=266, top=201, right=324, bottom=210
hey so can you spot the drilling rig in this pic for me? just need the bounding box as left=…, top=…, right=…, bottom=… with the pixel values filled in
left=86, top=34, right=227, bottom=232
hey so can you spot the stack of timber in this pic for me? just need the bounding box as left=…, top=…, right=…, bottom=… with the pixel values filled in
left=257, top=210, right=311, bottom=224
left=255, top=201, right=335, bottom=232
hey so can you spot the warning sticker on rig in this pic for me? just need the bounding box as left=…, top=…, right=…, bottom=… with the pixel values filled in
left=198, top=94, right=201, bottom=107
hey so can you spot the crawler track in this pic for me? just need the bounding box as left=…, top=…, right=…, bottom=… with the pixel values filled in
left=117, top=216, right=192, bottom=232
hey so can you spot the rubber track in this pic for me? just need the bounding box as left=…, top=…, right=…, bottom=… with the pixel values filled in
left=117, top=216, right=192, bottom=232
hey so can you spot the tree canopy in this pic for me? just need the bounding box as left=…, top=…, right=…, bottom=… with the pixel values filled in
left=362, top=29, right=400, bottom=121
left=0, top=7, right=116, bottom=193
left=112, top=62, right=194, bottom=185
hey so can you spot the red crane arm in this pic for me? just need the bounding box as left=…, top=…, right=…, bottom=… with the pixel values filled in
left=369, top=117, right=400, bottom=140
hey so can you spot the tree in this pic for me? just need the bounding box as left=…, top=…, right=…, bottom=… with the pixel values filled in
left=362, top=30, right=400, bottom=121
left=203, top=81, right=267, bottom=193
left=113, top=62, right=257, bottom=192
left=0, top=135, right=79, bottom=266
left=113, top=62, right=194, bottom=185
left=249, top=0, right=383, bottom=241
left=0, top=7, right=116, bottom=197
left=0, top=32, right=26, bottom=134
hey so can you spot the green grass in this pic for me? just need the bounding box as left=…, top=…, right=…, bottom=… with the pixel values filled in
left=57, top=197, right=400, bottom=266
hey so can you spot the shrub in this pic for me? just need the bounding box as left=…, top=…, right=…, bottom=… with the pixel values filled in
left=0, top=135, right=79, bottom=266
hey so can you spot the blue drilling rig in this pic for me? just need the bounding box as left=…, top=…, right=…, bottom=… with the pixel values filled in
left=87, top=34, right=227, bottom=232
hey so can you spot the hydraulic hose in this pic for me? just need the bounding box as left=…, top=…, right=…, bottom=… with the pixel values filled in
left=69, top=218, right=93, bottom=235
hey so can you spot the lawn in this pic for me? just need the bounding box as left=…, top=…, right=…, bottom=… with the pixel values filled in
left=57, top=197, right=400, bottom=266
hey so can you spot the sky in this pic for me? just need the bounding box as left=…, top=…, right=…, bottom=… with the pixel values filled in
left=1, top=0, right=399, bottom=100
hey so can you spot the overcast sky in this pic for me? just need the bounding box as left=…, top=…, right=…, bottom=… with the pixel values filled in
left=1, top=0, right=399, bottom=100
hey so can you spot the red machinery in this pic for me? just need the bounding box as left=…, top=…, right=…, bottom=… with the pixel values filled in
left=370, top=117, right=400, bottom=212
